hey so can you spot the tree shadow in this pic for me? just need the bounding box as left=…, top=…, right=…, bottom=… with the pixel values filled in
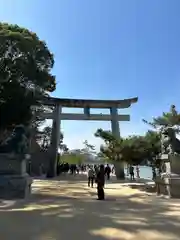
left=0, top=178, right=180, bottom=239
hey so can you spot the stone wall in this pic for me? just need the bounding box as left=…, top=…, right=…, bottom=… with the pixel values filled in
left=0, top=174, right=32, bottom=199
left=0, top=154, right=26, bottom=175
left=0, top=153, right=32, bottom=199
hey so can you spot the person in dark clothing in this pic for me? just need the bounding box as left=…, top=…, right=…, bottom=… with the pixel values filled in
left=64, top=163, right=70, bottom=173
left=94, top=165, right=99, bottom=177
left=129, top=165, right=135, bottom=181
left=105, top=164, right=111, bottom=180
left=96, top=164, right=105, bottom=200
left=70, top=164, right=76, bottom=175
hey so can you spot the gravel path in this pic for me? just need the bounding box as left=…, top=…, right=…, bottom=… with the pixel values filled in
left=0, top=174, right=180, bottom=240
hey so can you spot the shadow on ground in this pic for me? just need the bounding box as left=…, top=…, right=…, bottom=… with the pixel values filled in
left=0, top=175, right=180, bottom=240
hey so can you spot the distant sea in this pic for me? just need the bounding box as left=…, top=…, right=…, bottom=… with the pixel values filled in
left=116, top=165, right=153, bottom=179
left=87, top=161, right=153, bottom=180
left=134, top=166, right=152, bottom=179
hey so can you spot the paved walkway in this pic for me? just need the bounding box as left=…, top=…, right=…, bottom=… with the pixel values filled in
left=0, top=174, right=180, bottom=240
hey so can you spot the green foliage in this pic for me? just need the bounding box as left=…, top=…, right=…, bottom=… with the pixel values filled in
left=0, top=22, right=56, bottom=130
left=143, top=105, right=180, bottom=130
left=153, top=105, right=180, bottom=127
left=95, top=128, right=161, bottom=166
left=59, top=143, right=69, bottom=153
left=142, top=105, right=179, bottom=172
left=39, top=126, right=52, bottom=150
left=120, top=135, right=148, bottom=165
left=38, top=126, right=67, bottom=151
left=144, top=130, right=161, bottom=157
left=61, top=152, right=85, bottom=164
left=95, top=128, right=124, bottom=162
left=58, top=131, right=69, bottom=152
left=82, top=140, right=96, bottom=155
left=83, top=140, right=95, bottom=150
left=95, top=128, right=119, bottom=144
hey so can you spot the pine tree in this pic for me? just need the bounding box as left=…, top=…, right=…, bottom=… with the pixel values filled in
left=143, top=105, right=180, bottom=132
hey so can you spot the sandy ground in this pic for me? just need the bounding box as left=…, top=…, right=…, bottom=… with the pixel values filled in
left=0, top=174, right=180, bottom=240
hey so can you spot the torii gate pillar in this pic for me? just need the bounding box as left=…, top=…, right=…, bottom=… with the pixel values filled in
left=47, top=105, right=61, bottom=178
left=110, top=107, right=120, bottom=138
left=110, top=107, right=125, bottom=179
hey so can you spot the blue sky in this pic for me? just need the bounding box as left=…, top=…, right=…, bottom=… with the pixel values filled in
left=1, top=0, right=180, bottom=150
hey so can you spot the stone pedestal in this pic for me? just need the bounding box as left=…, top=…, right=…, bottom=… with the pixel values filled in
left=0, top=154, right=33, bottom=199
left=158, top=154, right=180, bottom=198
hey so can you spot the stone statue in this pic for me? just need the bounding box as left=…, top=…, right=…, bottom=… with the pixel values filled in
left=0, top=125, right=28, bottom=154
left=160, top=126, right=180, bottom=155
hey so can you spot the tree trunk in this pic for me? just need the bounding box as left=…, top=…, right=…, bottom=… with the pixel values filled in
left=114, top=162, right=125, bottom=179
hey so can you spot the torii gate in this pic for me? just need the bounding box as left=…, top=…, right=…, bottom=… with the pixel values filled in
left=40, top=96, right=138, bottom=177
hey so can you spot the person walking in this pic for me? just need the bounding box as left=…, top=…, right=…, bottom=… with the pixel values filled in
left=88, top=167, right=95, bottom=188
left=129, top=165, right=135, bottom=181
left=136, top=165, right=140, bottom=179
left=105, top=164, right=111, bottom=180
